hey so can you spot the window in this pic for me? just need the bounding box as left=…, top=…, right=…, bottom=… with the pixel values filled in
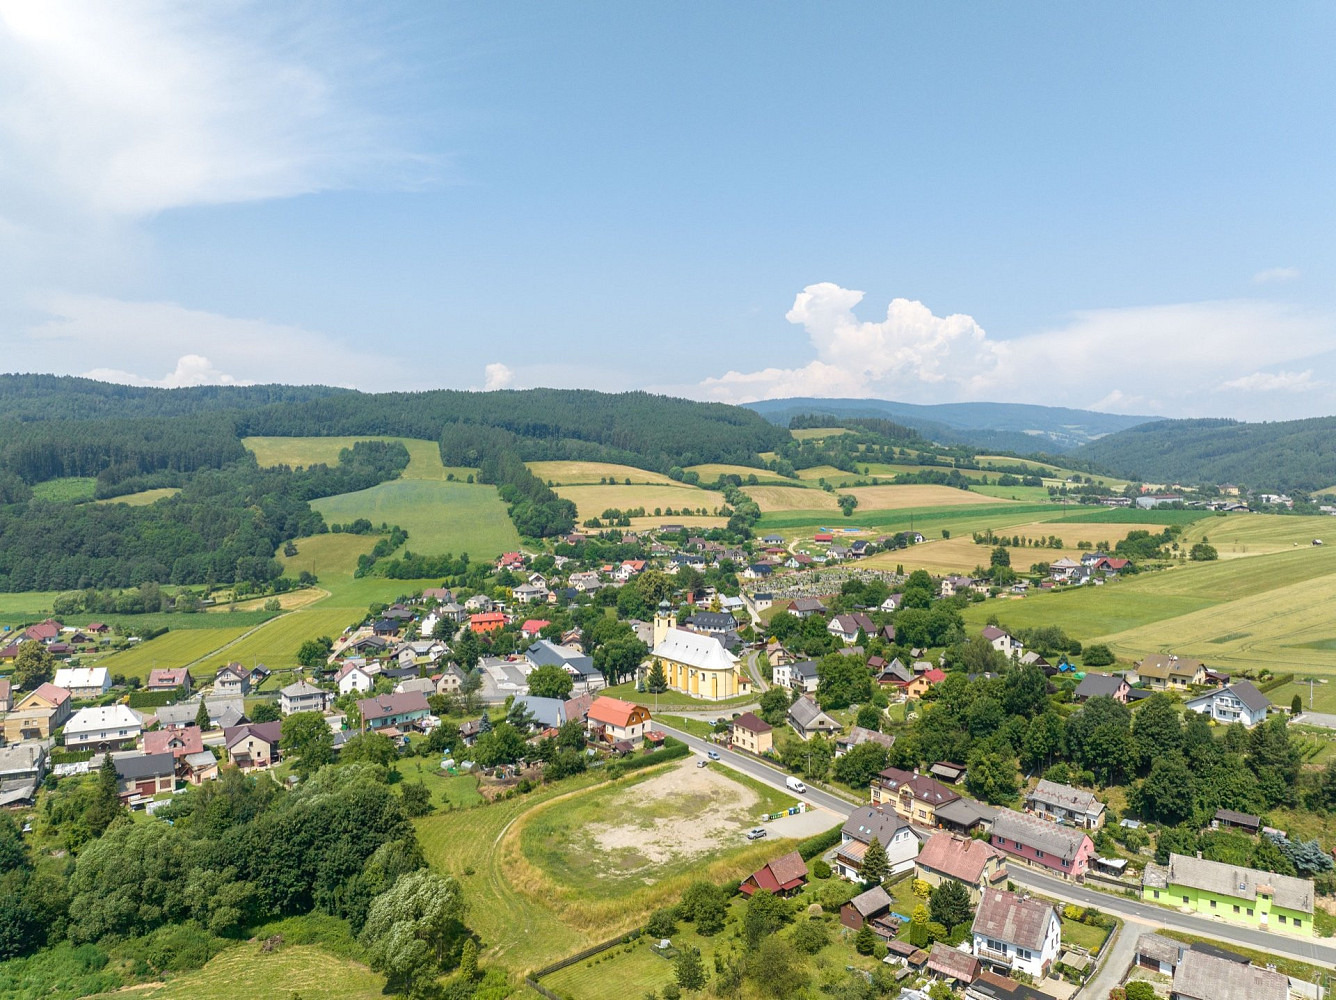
left=1247, top=908, right=1253, bottom=916
left=1182, top=896, right=1190, bottom=904
left=1279, top=915, right=1286, bottom=924
left=1153, top=890, right=1161, bottom=899
left=1295, top=919, right=1303, bottom=928
left=1233, top=905, right=1240, bottom=913
left=1036, top=850, right=1045, bottom=859
left=1209, top=900, right=1216, bottom=909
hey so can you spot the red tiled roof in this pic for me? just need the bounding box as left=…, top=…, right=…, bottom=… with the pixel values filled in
left=916, top=832, right=1003, bottom=884
left=731, top=711, right=771, bottom=734
left=743, top=850, right=807, bottom=894
left=923, top=668, right=946, bottom=683
left=587, top=696, right=646, bottom=729
left=144, top=726, right=205, bottom=757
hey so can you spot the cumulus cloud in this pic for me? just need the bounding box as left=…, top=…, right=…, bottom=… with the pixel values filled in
left=1252, top=266, right=1302, bottom=285
left=1219, top=370, right=1319, bottom=392
left=18, top=293, right=399, bottom=389
left=0, top=1, right=419, bottom=218
left=699, top=283, right=1336, bottom=419
left=483, top=362, right=515, bottom=391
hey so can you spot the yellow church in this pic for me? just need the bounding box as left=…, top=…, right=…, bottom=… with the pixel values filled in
left=648, top=602, right=751, bottom=701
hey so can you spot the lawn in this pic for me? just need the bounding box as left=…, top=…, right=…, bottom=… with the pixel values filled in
left=392, top=754, right=486, bottom=810
left=1060, top=916, right=1110, bottom=953
left=656, top=714, right=716, bottom=738
left=527, top=460, right=680, bottom=486
left=92, top=625, right=257, bottom=680
left=30, top=477, right=96, bottom=502
left=84, top=943, right=386, bottom=1000
left=312, top=478, right=521, bottom=560
left=600, top=680, right=757, bottom=711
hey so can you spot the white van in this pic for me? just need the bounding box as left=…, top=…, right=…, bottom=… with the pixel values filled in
left=786, top=776, right=807, bottom=794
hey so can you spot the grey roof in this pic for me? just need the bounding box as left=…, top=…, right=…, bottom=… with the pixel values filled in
left=1170, top=949, right=1287, bottom=1000
left=182, top=750, right=217, bottom=769
left=843, top=804, right=909, bottom=846
left=280, top=679, right=325, bottom=698
left=155, top=696, right=244, bottom=728
left=513, top=695, right=567, bottom=729
left=1226, top=680, right=1271, bottom=713
left=114, top=751, right=175, bottom=781
left=935, top=796, right=997, bottom=827
left=1164, top=852, right=1313, bottom=914
left=846, top=884, right=892, bottom=917
left=788, top=695, right=840, bottom=732
left=0, top=742, right=46, bottom=776
left=991, top=810, right=1090, bottom=862
left=1028, top=780, right=1103, bottom=818
left=1073, top=672, right=1125, bottom=699
left=790, top=660, right=819, bottom=679
left=526, top=639, right=596, bottom=676
left=1134, top=932, right=1182, bottom=967
left=971, top=888, right=1057, bottom=952
left=687, top=611, right=737, bottom=631
left=839, top=726, right=895, bottom=751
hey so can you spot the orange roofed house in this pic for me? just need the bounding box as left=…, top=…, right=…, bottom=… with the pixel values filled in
left=469, top=612, right=507, bottom=634
left=741, top=850, right=808, bottom=897
left=585, top=696, right=652, bottom=745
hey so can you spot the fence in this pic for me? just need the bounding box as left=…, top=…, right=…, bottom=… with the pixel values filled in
left=526, top=930, right=643, bottom=999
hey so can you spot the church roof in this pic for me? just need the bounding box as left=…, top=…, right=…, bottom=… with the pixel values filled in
left=651, top=627, right=738, bottom=672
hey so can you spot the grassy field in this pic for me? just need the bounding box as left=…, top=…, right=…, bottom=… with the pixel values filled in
left=870, top=520, right=1168, bottom=575
left=795, top=464, right=856, bottom=482
left=312, top=479, right=520, bottom=560
left=31, top=477, right=96, bottom=502
left=790, top=427, right=853, bottom=440
left=685, top=463, right=796, bottom=485
left=528, top=460, right=679, bottom=486
left=0, top=591, right=66, bottom=627
left=745, top=484, right=840, bottom=513
left=244, top=435, right=458, bottom=480
left=392, top=754, right=487, bottom=810
left=217, top=606, right=373, bottom=670
left=846, top=484, right=1020, bottom=511
left=278, top=532, right=378, bottom=581
left=1180, top=513, right=1336, bottom=557
left=969, top=483, right=1055, bottom=503
left=599, top=680, right=757, bottom=710
left=85, top=943, right=386, bottom=1000
left=95, top=487, right=181, bottom=506
left=554, top=483, right=719, bottom=521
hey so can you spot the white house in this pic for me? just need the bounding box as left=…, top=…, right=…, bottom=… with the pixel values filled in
left=828, top=613, right=875, bottom=645
left=1185, top=680, right=1271, bottom=728
left=971, top=888, right=1062, bottom=979
left=981, top=626, right=1024, bottom=657
left=279, top=679, right=331, bottom=715
left=834, top=805, right=920, bottom=881
left=64, top=704, right=143, bottom=751
left=51, top=667, right=111, bottom=699
left=771, top=659, right=819, bottom=693
left=336, top=662, right=375, bottom=696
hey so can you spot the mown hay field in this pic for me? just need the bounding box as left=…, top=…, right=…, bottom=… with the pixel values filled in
left=1179, top=513, right=1336, bottom=558
left=94, top=487, right=180, bottom=506
left=554, top=483, right=718, bottom=521
left=85, top=944, right=386, bottom=1000
left=790, top=427, right=853, bottom=440
left=685, top=463, right=796, bottom=485
left=245, top=435, right=457, bottom=480
left=96, top=625, right=257, bottom=680
left=216, top=606, right=373, bottom=670
left=845, top=484, right=1019, bottom=510
left=745, top=484, right=841, bottom=513
left=794, top=464, right=855, bottom=482
left=312, top=479, right=520, bottom=560
left=527, top=460, right=680, bottom=486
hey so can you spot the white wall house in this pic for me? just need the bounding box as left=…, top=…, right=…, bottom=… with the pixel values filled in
left=972, top=888, right=1062, bottom=979
left=64, top=704, right=143, bottom=751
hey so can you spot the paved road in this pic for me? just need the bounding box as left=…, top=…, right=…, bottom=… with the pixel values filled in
left=660, top=722, right=1336, bottom=973
left=743, top=650, right=770, bottom=693
left=1008, top=866, right=1336, bottom=970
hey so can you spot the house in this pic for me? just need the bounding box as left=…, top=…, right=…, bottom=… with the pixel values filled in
left=469, top=612, right=507, bottom=634
left=1136, top=654, right=1206, bottom=690
left=1212, top=808, right=1262, bottom=835
left=435, top=664, right=468, bottom=694
left=971, top=888, right=1062, bottom=978
left=439, top=601, right=470, bottom=623
left=586, top=696, right=652, bottom=744
left=146, top=667, right=194, bottom=693
left=3, top=682, right=72, bottom=742
left=835, top=726, right=895, bottom=757
left=989, top=809, right=1095, bottom=878
left=343, top=635, right=389, bottom=657
left=786, top=597, right=829, bottom=619
left=981, top=626, right=1023, bottom=657
left=915, top=832, right=1008, bottom=903
left=927, top=943, right=981, bottom=987
left=685, top=611, right=737, bottom=637
left=512, top=583, right=549, bottom=605
left=787, top=694, right=841, bottom=739
left=359, top=691, right=432, bottom=733
left=336, top=661, right=376, bottom=695
left=154, top=696, right=245, bottom=730
left=64, top=704, right=144, bottom=751
left=1185, top=681, right=1270, bottom=728
left=113, top=752, right=176, bottom=801
left=224, top=721, right=282, bottom=770
left=52, top=666, right=110, bottom=699
left=370, top=619, right=400, bottom=638
left=143, top=725, right=205, bottom=759
left=828, top=613, right=875, bottom=645
left=929, top=761, right=968, bottom=785
left=872, top=767, right=960, bottom=825
left=1025, top=780, right=1106, bottom=830
left=1073, top=672, right=1129, bottom=704
left=280, top=679, right=331, bottom=715
left=647, top=605, right=750, bottom=701
left=772, top=659, right=819, bottom=693
left=214, top=663, right=252, bottom=697
left=1169, top=947, right=1287, bottom=1000
left=511, top=695, right=569, bottom=730
left=965, top=969, right=1050, bottom=1000
left=813, top=532, right=834, bottom=544
left=840, top=884, right=897, bottom=937
left=1133, top=932, right=1183, bottom=975
left=0, top=743, right=46, bottom=784
left=519, top=619, right=551, bottom=640
left=874, top=657, right=913, bottom=686
left=740, top=850, right=807, bottom=897
left=940, top=575, right=978, bottom=598
left=0, top=678, right=10, bottom=712
left=464, top=594, right=494, bottom=613
left=526, top=639, right=602, bottom=692
left=1142, top=852, right=1314, bottom=935
left=729, top=712, right=773, bottom=755
left=835, top=804, right=919, bottom=880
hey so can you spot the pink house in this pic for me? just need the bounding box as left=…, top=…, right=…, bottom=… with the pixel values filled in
left=989, top=809, right=1095, bottom=879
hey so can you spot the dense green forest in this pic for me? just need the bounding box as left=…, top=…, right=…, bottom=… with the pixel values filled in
left=1075, top=416, right=1336, bottom=492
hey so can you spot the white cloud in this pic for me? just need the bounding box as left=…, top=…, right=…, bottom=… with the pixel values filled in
left=483, top=363, right=515, bottom=391
left=699, top=284, right=1336, bottom=419
left=84, top=354, right=241, bottom=388
left=1220, top=370, right=1318, bottom=392
left=1252, top=266, right=1302, bottom=285
left=0, top=1, right=420, bottom=218
left=17, top=293, right=398, bottom=389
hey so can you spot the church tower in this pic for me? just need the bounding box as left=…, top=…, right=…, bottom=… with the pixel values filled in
left=653, top=599, right=676, bottom=649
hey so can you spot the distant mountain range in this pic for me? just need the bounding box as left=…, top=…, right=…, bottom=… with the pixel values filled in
left=744, top=397, right=1159, bottom=454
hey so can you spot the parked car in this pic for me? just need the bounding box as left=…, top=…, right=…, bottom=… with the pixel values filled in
left=697, top=759, right=707, bottom=768
left=746, top=827, right=767, bottom=840
left=707, top=750, right=721, bottom=760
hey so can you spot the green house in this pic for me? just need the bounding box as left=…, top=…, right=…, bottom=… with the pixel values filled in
left=1143, top=852, right=1313, bottom=936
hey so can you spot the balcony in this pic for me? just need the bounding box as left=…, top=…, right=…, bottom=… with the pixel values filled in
left=976, top=946, right=1013, bottom=967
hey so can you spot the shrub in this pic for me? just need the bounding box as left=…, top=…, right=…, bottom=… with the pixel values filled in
left=812, top=859, right=832, bottom=879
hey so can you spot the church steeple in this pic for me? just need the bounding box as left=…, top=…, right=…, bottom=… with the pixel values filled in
left=653, top=599, right=676, bottom=648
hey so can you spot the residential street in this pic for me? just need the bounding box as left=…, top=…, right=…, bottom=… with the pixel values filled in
left=659, top=723, right=1336, bottom=977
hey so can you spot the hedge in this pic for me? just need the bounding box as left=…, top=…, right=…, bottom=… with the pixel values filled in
left=1259, top=673, right=1295, bottom=694
left=127, top=688, right=187, bottom=709
left=798, top=824, right=844, bottom=861
left=51, top=749, right=95, bottom=765
left=606, top=737, right=689, bottom=778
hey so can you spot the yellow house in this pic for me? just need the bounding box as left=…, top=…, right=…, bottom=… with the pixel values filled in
left=648, top=603, right=751, bottom=701
left=2, top=683, right=72, bottom=743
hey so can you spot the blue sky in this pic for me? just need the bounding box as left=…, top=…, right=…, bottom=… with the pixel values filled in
left=1, top=2, right=1333, bottom=419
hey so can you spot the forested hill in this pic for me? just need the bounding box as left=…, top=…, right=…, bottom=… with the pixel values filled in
left=747, top=396, right=1157, bottom=453
left=1074, top=416, right=1336, bottom=492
